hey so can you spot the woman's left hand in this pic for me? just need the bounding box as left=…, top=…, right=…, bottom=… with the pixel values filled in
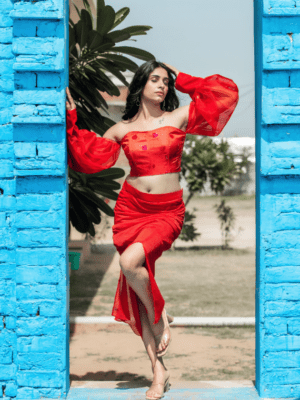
left=163, top=63, right=180, bottom=77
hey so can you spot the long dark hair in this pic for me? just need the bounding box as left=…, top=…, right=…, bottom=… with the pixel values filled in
left=122, top=60, right=180, bottom=121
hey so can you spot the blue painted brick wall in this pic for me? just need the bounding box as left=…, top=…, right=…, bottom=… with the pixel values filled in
left=256, top=0, right=300, bottom=398
left=0, top=0, right=69, bottom=398
left=0, top=0, right=17, bottom=398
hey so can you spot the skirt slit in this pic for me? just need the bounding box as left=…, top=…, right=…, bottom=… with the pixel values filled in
left=111, top=179, right=185, bottom=337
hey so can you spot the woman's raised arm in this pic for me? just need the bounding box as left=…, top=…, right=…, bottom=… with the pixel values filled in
left=175, top=72, right=239, bottom=137
left=66, top=88, right=121, bottom=174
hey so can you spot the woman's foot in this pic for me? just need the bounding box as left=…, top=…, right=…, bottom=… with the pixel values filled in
left=146, top=361, right=170, bottom=400
left=152, top=308, right=171, bottom=357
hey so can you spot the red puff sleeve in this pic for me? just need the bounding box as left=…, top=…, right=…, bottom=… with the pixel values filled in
left=66, top=108, right=121, bottom=174
left=175, top=72, right=239, bottom=137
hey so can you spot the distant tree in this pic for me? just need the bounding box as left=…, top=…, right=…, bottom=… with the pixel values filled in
left=214, top=199, right=236, bottom=249
left=177, top=135, right=250, bottom=245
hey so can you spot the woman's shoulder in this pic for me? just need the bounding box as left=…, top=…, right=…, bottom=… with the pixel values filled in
left=103, top=121, right=131, bottom=143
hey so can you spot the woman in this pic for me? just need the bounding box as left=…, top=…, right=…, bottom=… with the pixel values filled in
left=66, top=60, right=239, bottom=399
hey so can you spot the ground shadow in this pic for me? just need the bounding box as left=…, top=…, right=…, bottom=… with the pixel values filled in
left=69, top=243, right=116, bottom=339
left=70, top=371, right=151, bottom=386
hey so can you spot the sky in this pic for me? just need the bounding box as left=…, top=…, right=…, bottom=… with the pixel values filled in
left=93, top=0, right=255, bottom=138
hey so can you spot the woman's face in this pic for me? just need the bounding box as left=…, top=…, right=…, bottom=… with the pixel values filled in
left=141, top=67, right=169, bottom=106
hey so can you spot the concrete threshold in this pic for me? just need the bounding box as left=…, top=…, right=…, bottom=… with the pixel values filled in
left=67, top=381, right=275, bottom=399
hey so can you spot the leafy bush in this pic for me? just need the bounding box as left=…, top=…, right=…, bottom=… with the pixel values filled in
left=68, top=0, right=154, bottom=236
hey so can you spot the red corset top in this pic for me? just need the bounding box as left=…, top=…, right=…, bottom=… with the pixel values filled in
left=120, top=126, right=185, bottom=176
left=67, top=72, right=239, bottom=176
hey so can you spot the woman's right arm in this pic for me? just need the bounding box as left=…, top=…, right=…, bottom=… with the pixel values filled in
left=66, top=89, right=121, bottom=174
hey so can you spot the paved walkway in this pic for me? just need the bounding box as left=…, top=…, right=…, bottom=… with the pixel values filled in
left=67, top=381, right=274, bottom=399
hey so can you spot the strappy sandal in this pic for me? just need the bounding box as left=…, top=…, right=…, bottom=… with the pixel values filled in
left=154, top=309, right=171, bottom=357
left=145, top=373, right=170, bottom=400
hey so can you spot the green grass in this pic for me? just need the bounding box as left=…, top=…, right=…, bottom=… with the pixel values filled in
left=155, top=248, right=255, bottom=317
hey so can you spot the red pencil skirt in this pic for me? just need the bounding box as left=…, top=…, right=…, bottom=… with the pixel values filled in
left=111, top=179, right=185, bottom=337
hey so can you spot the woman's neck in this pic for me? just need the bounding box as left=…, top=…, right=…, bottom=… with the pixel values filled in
left=136, top=98, right=164, bottom=123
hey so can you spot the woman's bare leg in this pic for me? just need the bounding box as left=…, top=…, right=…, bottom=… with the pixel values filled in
left=137, top=298, right=170, bottom=398
left=119, top=242, right=170, bottom=353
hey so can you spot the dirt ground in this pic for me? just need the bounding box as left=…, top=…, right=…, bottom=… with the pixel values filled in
left=69, top=194, right=256, bottom=382
left=70, top=323, right=255, bottom=383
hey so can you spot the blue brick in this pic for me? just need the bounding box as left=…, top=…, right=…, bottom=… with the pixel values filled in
left=0, top=196, right=15, bottom=211
left=15, top=211, right=64, bottom=228
left=0, top=179, right=15, bottom=195
left=0, top=108, right=13, bottom=125
left=13, top=123, right=63, bottom=142
left=13, top=20, right=37, bottom=38
left=0, top=92, right=12, bottom=108
left=16, top=266, right=58, bottom=284
left=265, top=301, right=300, bottom=317
left=0, top=59, right=13, bottom=75
left=0, top=141, right=13, bottom=158
left=0, top=264, right=15, bottom=280
left=0, top=75, right=14, bottom=92
left=290, top=70, right=300, bottom=88
left=0, top=250, right=15, bottom=263
left=5, top=382, right=17, bottom=397
left=263, top=71, right=289, bottom=88
left=37, top=72, right=61, bottom=88
left=15, top=72, right=36, bottom=89
left=0, top=365, right=16, bottom=380
left=17, top=371, right=62, bottom=388
left=265, top=335, right=300, bottom=351
left=17, top=317, right=63, bottom=336
left=17, top=284, right=61, bottom=300
left=0, top=0, right=13, bottom=12
left=0, top=280, right=15, bottom=297
left=0, top=124, right=13, bottom=141
left=0, top=27, right=12, bottom=44
left=264, top=0, right=300, bottom=16
left=0, top=43, right=13, bottom=59
left=0, top=13, right=13, bottom=28
left=14, top=89, right=62, bottom=105
left=37, top=21, right=64, bottom=38
left=17, top=335, right=63, bottom=353
left=5, top=316, right=16, bottom=330
left=0, top=329, right=15, bottom=347
left=264, top=369, right=300, bottom=385
left=288, top=319, right=300, bottom=335
left=265, top=249, right=300, bottom=266
left=11, top=0, right=63, bottom=19
left=0, top=347, right=13, bottom=364
left=16, top=248, right=62, bottom=265
left=16, top=194, right=63, bottom=211
left=265, top=283, right=300, bottom=300
left=14, top=142, right=36, bottom=158
left=17, top=352, right=63, bottom=371
left=17, top=300, right=62, bottom=317
left=14, top=104, right=37, bottom=118
left=17, top=228, right=63, bottom=247
left=0, top=297, right=16, bottom=315
left=16, top=176, right=65, bottom=194
left=17, top=387, right=63, bottom=399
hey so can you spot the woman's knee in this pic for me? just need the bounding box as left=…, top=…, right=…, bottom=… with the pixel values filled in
left=119, top=242, right=145, bottom=273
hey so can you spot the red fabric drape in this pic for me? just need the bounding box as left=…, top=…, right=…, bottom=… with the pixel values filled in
left=175, top=72, right=239, bottom=137
left=66, top=108, right=121, bottom=174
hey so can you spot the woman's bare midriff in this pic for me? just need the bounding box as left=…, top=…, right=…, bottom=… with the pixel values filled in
left=125, top=172, right=181, bottom=194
